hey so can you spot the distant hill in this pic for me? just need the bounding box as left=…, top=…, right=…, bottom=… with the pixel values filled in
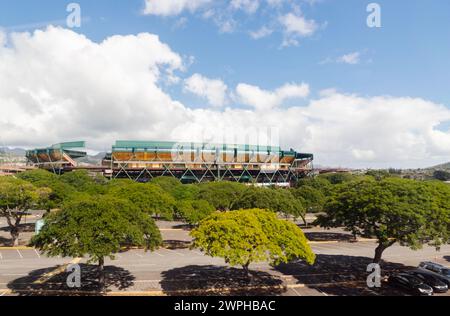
left=0, top=147, right=26, bottom=156
left=429, top=162, right=450, bottom=170
left=77, top=152, right=106, bottom=165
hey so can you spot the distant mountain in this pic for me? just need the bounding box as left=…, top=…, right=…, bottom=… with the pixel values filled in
left=428, top=162, right=450, bottom=170
left=0, top=147, right=26, bottom=156
left=77, top=152, right=106, bottom=165
left=0, top=147, right=27, bottom=164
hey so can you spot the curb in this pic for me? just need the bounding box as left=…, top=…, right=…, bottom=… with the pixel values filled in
left=0, top=246, right=34, bottom=250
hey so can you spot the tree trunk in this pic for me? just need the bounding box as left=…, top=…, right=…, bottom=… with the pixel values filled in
left=242, top=262, right=252, bottom=282
left=373, top=240, right=396, bottom=263
left=373, top=244, right=385, bottom=263
left=10, top=228, right=19, bottom=247
left=98, top=257, right=105, bottom=290
left=301, top=215, right=307, bottom=228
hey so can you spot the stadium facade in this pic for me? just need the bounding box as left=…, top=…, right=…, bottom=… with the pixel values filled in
left=26, top=141, right=314, bottom=185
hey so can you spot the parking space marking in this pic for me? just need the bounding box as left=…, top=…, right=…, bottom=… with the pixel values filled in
left=0, top=251, right=2, bottom=260
left=34, top=249, right=41, bottom=258
left=291, top=287, right=302, bottom=296
left=318, top=289, right=329, bottom=296
left=16, top=250, right=23, bottom=259
left=154, top=251, right=164, bottom=257
left=135, top=253, right=143, bottom=258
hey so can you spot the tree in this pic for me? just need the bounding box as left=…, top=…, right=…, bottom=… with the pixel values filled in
left=60, top=170, right=107, bottom=194
left=197, top=182, right=246, bottom=211
left=151, top=177, right=199, bottom=201
left=17, top=169, right=75, bottom=211
left=175, top=200, right=215, bottom=225
left=0, top=177, right=51, bottom=246
left=315, top=178, right=450, bottom=263
left=191, top=209, right=315, bottom=278
left=433, top=170, right=450, bottom=181
left=107, top=180, right=176, bottom=220
left=291, top=186, right=326, bottom=214
left=232, top=187, right=306, bottom=223
left=231, top=187, right=276, bottom=210
left=31, top=195, right=162, bottom=288
left=319, top=173, right=355, bottom=185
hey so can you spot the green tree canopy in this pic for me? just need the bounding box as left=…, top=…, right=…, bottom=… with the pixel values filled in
left=197, top=182, right=246, bottom=211
left=151, top=177, right=200, bottom=201
left=191, top=209, right=315, bottom=277
left=232, top=187, right=305, bottom=221
left=17, top=169, right=75, bottom=211
left=107, top=181, right=176, bottom=220
left=31, top=195, right=162, bottom=287
left=316, top=178, right=450, bottom=263
left=175, top=199, right=215, bottom=225
left=60, top=170, right=107, bottom=194
left=291, top=186, right=326, bottom=214
left=0, top=177, right=51, bottom=246
left=433, top=170, right=450, bottom=181
left=318, top=173, right=356, bottom=185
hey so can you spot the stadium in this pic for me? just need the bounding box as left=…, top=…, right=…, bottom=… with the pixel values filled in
left=25, top=141, right=314, bottom=185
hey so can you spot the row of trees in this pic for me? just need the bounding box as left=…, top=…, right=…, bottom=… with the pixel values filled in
left=1, top=169, right=449, bottom=286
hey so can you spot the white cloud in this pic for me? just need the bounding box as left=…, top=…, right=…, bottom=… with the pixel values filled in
left=0, top=30, right=6, bottom=46
left=279, top=12, right=317, bottom=37
left=1, top=27, right=450, bottom=168
left=230, top=0, right=260, bottom=14
left=236, top=82, right=310, bottom=110
left=338, top=52, right=361, bottom=65
left=249, top=26, right=273, bottom=39
left=278, top=12, right=318, bottom=47
left=143, top=0, right=211, bottom=16
left=184, top=74, right=228, bottom=107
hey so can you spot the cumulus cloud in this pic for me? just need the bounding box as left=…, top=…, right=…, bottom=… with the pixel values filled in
left=337, top=52, right=361, bottom=65
left=230, top=0, right=260, bottom=14
left=236, top=82, right=310, bottom=110
left=1, top=27, right=450, bottom=168
left=249, top=26, right=273, bottom=39
left=279, top=12, right=318, bottom=46
left=184, top=73, right=228, bottom=107
left=143, top=0, right=211, bottom=16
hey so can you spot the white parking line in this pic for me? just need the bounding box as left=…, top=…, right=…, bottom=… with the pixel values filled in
left=291, top=287, right=302, bottom=296
left=318, top=289, right=329, bottom=296
left=154, top=251, right=164, bottom=257
left=16, top=250, right=23, bottom=259
left=0, top=251, right=2, bottom=260
left=34, top=249, right=41, bottom=258
left=135, top=253, right=144, bottom=258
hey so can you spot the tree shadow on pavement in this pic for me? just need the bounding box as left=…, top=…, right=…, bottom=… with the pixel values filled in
left=7, top=264, right=135, bottom=296
left=160, top=265, right=285, bottom=296
left=0, top=223, right=36, bottom=233
left=163, top=240, right=191, bottom=249
left=276, top=254, right=413, bottom=296
left=304, top=232, right=356, bottom=242
left=0, top=236, right=12, bottom=246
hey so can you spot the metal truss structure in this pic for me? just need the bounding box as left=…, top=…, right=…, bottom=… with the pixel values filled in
left=25, top=142, right=87, bottom=175
left=26, top=140, right=314, bottom=186
left=106, top=141, right=314, bottom=185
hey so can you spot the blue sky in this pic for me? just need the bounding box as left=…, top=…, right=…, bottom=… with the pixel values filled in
left=2, top=0, right=450, bottom=106
left=1, top=0, right=450, bottom=168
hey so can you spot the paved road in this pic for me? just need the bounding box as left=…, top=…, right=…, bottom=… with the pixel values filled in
left=1, top=214, right=450, bottom=296
left=1, top=240, right=449, bottom=296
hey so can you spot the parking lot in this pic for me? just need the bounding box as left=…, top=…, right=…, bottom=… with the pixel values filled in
left=1, top=229, right=449, bottom=296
